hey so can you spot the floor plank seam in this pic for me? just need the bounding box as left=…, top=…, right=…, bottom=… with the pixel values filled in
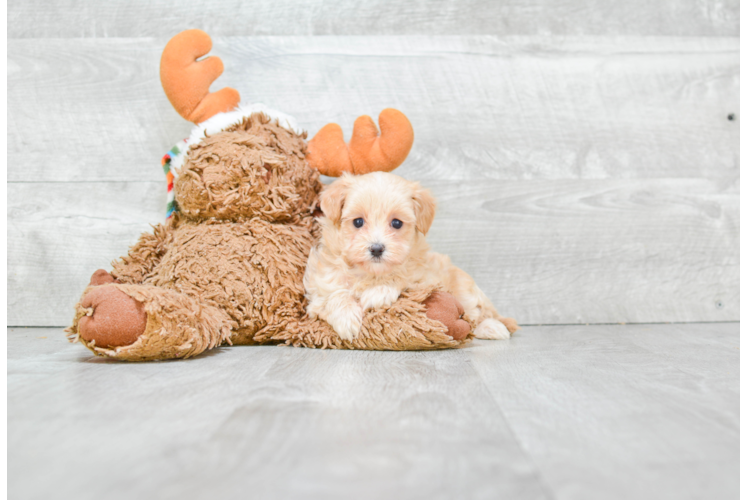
left=465, top=356, right=558, bottom=500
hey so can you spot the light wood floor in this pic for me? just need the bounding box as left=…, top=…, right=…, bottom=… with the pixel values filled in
left=8, top=323, right=738, bottom=500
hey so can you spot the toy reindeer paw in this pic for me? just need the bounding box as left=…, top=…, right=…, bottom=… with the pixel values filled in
left=423, top=291, right=471, bottom=341
left=78, top=286, right=147, bottom=348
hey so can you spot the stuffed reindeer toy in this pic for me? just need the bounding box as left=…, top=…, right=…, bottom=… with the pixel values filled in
left=66, top=29, right=475, bottom=361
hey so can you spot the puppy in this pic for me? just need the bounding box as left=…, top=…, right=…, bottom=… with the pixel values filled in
left=304, top=172, right=518, bottom=341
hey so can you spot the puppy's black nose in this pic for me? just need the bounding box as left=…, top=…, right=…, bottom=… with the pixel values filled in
left=369, top=244, right=385, bottom=258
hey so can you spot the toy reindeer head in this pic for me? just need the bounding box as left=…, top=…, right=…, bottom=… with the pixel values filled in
left=160, top=29, right=414, bottom=177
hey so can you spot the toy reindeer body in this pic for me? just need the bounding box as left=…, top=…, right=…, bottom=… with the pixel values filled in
left=67, top=30, right=472, bottom=361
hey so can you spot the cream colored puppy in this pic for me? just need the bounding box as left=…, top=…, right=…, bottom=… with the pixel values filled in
left=304, top=172, right=516, bottom=341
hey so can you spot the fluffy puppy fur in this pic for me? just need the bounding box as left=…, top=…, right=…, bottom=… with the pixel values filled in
left=304, top=172, right=517, bottom=341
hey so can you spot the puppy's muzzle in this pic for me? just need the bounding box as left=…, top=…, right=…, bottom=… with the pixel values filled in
left=369, top=243, right=385, bottom=259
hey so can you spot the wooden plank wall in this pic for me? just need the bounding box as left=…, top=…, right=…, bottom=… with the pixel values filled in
left=8, top=1, right=739, bottom=327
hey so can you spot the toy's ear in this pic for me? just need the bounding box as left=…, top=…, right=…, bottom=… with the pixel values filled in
left=160, top=29, right=241, bottom=124
left=319, top=174, right=354, bottom=224
left=413, top=184, right=436, bottom=235
left=307, top=109, right=414, bottom=176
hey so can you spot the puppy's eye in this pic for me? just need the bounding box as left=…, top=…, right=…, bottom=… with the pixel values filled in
left=353, top=218, right=364, bottom=228
left=391, top=219, right=403, bottom=229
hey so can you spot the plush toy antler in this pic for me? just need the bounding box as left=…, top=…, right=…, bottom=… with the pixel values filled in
left=307, top=109, right=414, bottom=176
left=160, top=29, right=241, bottom=124
left=161, top=29, right=413, bottom=173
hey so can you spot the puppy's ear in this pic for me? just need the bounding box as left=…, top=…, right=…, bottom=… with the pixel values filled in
left=320, top=174, right=353, bottom=224
left=413, top=185, right=437, bottom=235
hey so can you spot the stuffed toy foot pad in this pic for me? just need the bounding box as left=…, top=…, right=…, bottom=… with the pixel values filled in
left=424, top=291, right=472, bottom=341
left=78, top=285, right=148, bottom=348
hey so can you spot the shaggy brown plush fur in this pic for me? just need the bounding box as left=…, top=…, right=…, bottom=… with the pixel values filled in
left=66, top=113, right=472, bottom=361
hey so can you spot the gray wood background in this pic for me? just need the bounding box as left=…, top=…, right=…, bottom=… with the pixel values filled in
left=7, top=1, right=739, bottom=327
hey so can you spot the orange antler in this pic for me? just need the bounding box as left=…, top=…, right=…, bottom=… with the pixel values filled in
left=307, top=109, right=414, bottom=176
left=160, top=29, right=241, bottom=124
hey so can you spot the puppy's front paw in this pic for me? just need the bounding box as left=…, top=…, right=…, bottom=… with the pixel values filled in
left=327, top=306, right=363, bottom=341
left=360, top=285, right=401, bottom=310
left=475, top=318, right=512, bottom=340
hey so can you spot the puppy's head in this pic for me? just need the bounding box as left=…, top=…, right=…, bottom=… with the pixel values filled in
left=319, top=172, right=436, bottom=276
